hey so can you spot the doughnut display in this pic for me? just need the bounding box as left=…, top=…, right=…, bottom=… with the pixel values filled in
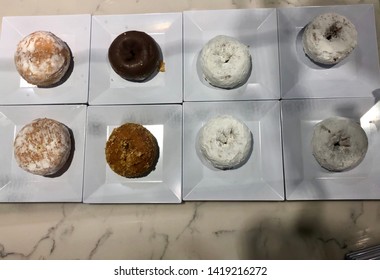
left=311, top=117, right=368, bottom=172
left=108, top=31, right=161, bottom=82
left=302, top=13, right=357, bottom=65
left=105, top=123, right=159, bottom=178
left=4, top=9, right=378, bottom=202
left=13, top=118, right=72, bottom=176
left=200, top=35, right=251, bottom=89
left=14, top=31, right=72, bottom=87
left=198, top=115, right=252, bottom=170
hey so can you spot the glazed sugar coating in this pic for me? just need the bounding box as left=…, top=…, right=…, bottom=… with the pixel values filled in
left=199, top=115, right=252, bottom=170
left=200, top=35, right=251, bottom=89
left=105, top=123, right=159, bottom=178
left=312, top=117, right=368, bottom=172
left=14, top=31, right=71, bottom=86
left=14, top=118, right=72, bottom=176
left=302, top=13, right=357, bottom=65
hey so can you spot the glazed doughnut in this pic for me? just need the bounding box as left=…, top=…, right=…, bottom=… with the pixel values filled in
left=198, top=115, right=252, bottom=170
left=105, top=123, right=159, bottom=178
left=311, top=117, right=368, bottom=172
left=302, top=13, right=357, bottom=65
left=14, top=118, right=72, bottom=176
left=108, top=31, right=161, bottom=82
left=14, top=31, right=72, bottom=87
left=200, top=35, right=251, bottom=89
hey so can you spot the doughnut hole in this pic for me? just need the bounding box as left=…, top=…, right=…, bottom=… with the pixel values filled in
left=324, top=22, right=343, bottom=41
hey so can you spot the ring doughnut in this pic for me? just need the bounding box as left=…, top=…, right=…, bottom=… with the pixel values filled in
left=108, top=31, right=161, bottom=82
left=200, top=35, right=251, bottom=89
left=302, top=13, right=358, bottom=65
left=14, top=31, right=72, bottom=87
left=198, top=115, right=252, bottom=170
left=311, top=117, right=368, bottom=172
left=14, top=118, right=72, bottom=176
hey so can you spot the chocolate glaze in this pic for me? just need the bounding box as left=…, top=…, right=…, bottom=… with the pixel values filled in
left=108, top=31, right=161, bottom=82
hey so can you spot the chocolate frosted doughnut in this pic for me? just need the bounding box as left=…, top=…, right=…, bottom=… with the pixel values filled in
left=108, top=31, right=161, bottom=82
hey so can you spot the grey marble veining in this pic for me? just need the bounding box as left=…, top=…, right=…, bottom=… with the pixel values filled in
left=1, top=201, right=379, bottom=259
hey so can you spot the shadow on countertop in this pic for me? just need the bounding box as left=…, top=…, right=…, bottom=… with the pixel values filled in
left=238, top=200, right=379, bottom=260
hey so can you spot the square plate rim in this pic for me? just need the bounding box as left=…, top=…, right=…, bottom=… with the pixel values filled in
left=0, top=104, right=87, bottom=202
left=183, top=8, right=281, bottom=101
left=281, top=97, right=380, bottom=200
left=88, top=13, right=183, bottom=105
left=277, top=4, right=380, bottom=99
left=83, top=104, right=182, bottom=204
left=182, top=100, right=284, bottom=201
left=0, top=14, right=91, bottom=105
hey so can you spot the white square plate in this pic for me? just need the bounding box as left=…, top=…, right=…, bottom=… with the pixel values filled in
left=89, top=13, right=182, bottom=105
left=183, top=101, right=284, bottom=201
left=183, top=8, right=280, bottom=101
left=0, top=15, right=91, bottom=104
left=282, top=98, right=380, bottom=200
left=278, top=5, right=380, bottom=99
left=0, top=105, right=87, bottom=202
left=83, top=105, right=182, bottom=203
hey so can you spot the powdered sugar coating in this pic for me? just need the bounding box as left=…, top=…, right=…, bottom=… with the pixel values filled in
left=302, top=13, right=357, bottom=65
left=200, top=35, right=251, bottom=89
left=199, top=115, right=252, bottom=170
left=312, top=117, right=368, bottom=172
left=14, top=31, right=71, bottom=86
left=14, top=118, right=72, bottom=176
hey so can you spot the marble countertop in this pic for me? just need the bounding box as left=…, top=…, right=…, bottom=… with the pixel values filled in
left=1, top=0, right=380, bottom=260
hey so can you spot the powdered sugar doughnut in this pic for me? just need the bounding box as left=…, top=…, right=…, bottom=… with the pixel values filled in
left=14, top=118, right=72, bottom=176
left=200, top=35, right=251, bottom=89
left=312, top=117, right=368, bottom=172
left=302, top=13, right=357, bottom=65
left=14, top=31, right=72, bottom=87
left=199, top=115, right=252, bottom=169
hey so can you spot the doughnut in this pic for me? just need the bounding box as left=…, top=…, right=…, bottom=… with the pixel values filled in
left=198, top=115, right=252, bottom=170
left=14, top=31, right=72, bottom=87
left=105, top=123, right=159, bottom=178
left=311, top=117, right=368, bottom=172
left=14, top=118, right=72, bottom=176
left=108, top=31, right=161, bottom=82
left=200, top=35, right=251, bottom=89
left=302, top=13, right=357, bottom=65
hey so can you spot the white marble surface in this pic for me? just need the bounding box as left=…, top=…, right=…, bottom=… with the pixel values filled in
left=1, top=0, right=380, bottom=260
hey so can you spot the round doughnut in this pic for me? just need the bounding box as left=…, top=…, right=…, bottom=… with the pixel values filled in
left=14, top=31, right=72, bottom=87
left=198, top=115, right=252, bottom=170
left=108, top=31, right=161, bottom=82
left=14, top=118, right=72, bottom=176
left=105, top=123, right=159, bottom=178
left=311, top=117, right=368, bottom=172
left=200, top=35, right=251, bottom=89
left=302, top=13, right=357, bottom=65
